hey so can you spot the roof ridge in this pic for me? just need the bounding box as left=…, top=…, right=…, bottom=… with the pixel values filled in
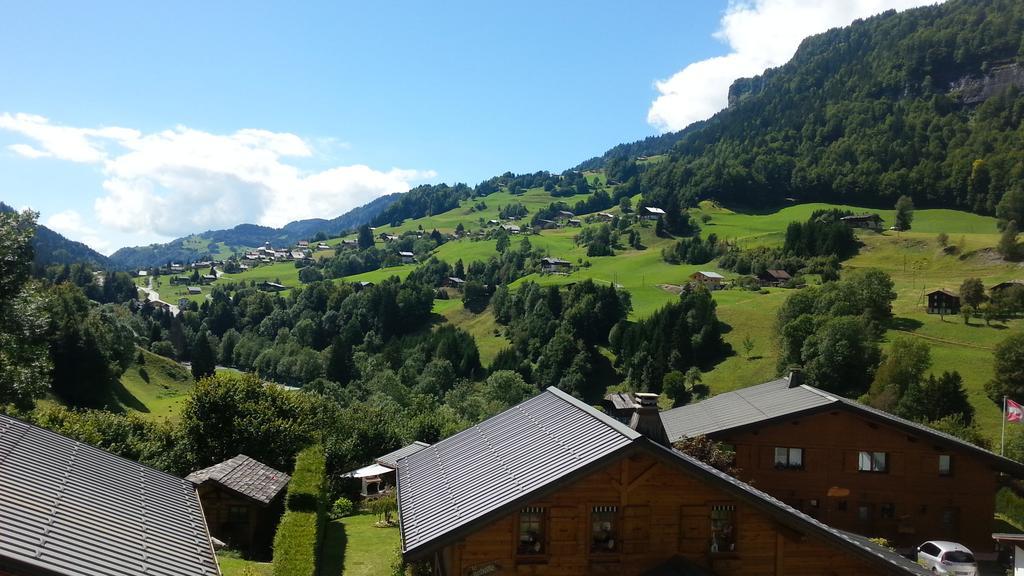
left=799, top=384, right=840, bottom=402
left=544, top=387, right=640, bottom=440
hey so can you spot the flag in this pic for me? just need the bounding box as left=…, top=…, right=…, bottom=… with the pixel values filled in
left=1008, top=398, right=1024, bottom=423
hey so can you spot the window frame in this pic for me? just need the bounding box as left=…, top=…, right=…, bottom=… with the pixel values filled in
left=773, top=446, right=804, bottom=470
left=709, top=503, right=738, bottom=554
left=515, top=506, right=548, bottom=560
left=589, top=505, right=619, bottom=555
left=857, top=450, right=888, bottom=473
left=938, top=454, right=952, bottom=476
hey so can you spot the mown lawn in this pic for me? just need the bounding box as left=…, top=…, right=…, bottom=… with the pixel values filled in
left=319, top=514, right=401, bottom=576
left=216, top=553, right=272, bottom=576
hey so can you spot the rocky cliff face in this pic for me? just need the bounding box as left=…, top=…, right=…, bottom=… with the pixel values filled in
left=949, top=61, right=1024, bottom=104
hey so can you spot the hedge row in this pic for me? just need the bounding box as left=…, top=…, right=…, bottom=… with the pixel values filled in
left=272, top=444, right=327, bottom=576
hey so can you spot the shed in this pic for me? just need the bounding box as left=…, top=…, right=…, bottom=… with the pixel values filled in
left=187, top=455, right=290, bottom=559
left=927, top=289, right=960, bottom=315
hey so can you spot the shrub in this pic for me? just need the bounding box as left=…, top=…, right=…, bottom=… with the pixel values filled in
left=331, top=497, right=354, bottom=519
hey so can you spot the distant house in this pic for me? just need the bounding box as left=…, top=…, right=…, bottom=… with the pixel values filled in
left=598, top=212, right=615, bottom=221
left=169, top=263, right=185, bottom=272
left=137, top=269, right=148, bottom=277
left=567, top=218, right=582, bottom=227
left=380, top=233, right=399, bottom=242
left=187, top=454, right=290, bottom=559
left=690, top=270, right=725, bottom=290
left=297, top=240, right=309, bottom=248
left=642, top=206, right=666, bottom=220
left=399, top=251, right=416, bottom=264
left=758, top=268, right=792, bottom=287
left=600, top=391, right=639, bottom=424
left=317, top=242, right=331, bottom=250
left=501, top=223, right=521, bottom=234
left=290, top=250, right=307, bottom=261
left=353, top=280, right=375, bottom=291
left=556, top=210, right=575, bottom=222
left=343, top=441, right=430, bottom=498
left=396, top=388, right=930, bottom=576
left=201, top=274, right=218, bottom=284
left=0, top=413, right=220, bottom=576
left=187, top=286, right=202, bottom=295
left=445, top=277, right=466, bottom=289
left=992, top=279, right=1024, bottom=294
left=259, top=281, right=287, bottom=292
left=540, top=257, right=572, bottom=274
left=535, top=218, right=557, bottom=230
left=927, top=289, right=960, bottom=314
left=487, top=219, right=501, bottom=226
left=840, top=213, right=884, bottom=230
left=170, top=275, right=190, bottom=286
left=341, top=239, right=358, bottom=249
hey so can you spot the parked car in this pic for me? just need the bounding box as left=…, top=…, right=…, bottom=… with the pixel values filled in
left=915, top=541, right=978, bottom=575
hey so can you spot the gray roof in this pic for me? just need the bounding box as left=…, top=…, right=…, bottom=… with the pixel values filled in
left=661, top=376, right=1024, bottom=476
left=0, top=414, right=219, bottom=576
left=397, top=388, right=928, bottom=575
left=186, top=455, right=289, bottom=505
left=376, top=441, right=430, bottom=470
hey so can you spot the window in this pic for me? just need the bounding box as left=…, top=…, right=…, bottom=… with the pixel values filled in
left=228, top=505, right=249, bottom=524
left=710, top=505, right=736, bottom=553
left=919, top=542, right=941, bottom=557
left=517, top=507, right=546, bottom=555
left=938, top=454, right=952, bottom=476
left=858, top=505, right=871, bottom=523
left=773, top=447, right=804, bottom=469
left=880, top=503, right=895, bottom=519
left=858, top=451, right=887, bottom=472
left=590, top=506, right=617, bottom=553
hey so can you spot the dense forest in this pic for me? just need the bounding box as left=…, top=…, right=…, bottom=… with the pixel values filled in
left=638, top=0, right=1024, bottom=215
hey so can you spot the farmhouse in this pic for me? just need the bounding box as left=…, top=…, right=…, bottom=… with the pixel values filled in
left=317, top=242, right=331, bottom=250
left=926, top=289, right=960, bottom=315
left=397, top=388, right=928, bottom=576
left=202, top=273, right=218, bottom=284
left=187, top=454, right=289, bottom=559
left=137, top=269, right=148, bottom=277
left=343, top=441, right=430, bottom=497
left=259, top=281, right=286, bottom=292
left=188, top=286, right=202, bottom=295
left=567, top=218, right=582, bottom=227
left=992, top=279, right=1024, bottom=294
left=535, top=219, right=557, bottom=230
left=598, top=212, right=615, bottom=221
left=341, top=239, right=358, bottom=249
left=501, top=223, right=521, bottom=234
left=399, top=251, right=417, bottom=264
left=839, top=214, right=884, bottom=230
left=690, top=270, right=725, bottom=290
left=659, top=374, right=1024, bottom=552
left=380, top=233, right=399, bottom=242
left=642, top=206, right=666, bottom=220
left=540, top=257, right=572, bottom=274
left=556, top=210, right=575, bottom=220
left=0, top=413, right=220, bottom=576
left=757, top=269, right=792, bottom=287
left=297, top=240, right=309, bottom=248
left=445, top=277, right=466, bottom=289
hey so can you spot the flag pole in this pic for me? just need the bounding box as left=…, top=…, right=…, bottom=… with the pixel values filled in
left=1002, top=395, right=1007, bottom=456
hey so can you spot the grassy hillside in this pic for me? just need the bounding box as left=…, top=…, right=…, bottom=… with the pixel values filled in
left=116, top=348, right=194, bottom=420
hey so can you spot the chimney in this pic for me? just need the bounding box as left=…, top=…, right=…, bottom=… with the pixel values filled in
left=629, top=392, right=671, bottom=447
left=787, top=367, right=804, bottom=388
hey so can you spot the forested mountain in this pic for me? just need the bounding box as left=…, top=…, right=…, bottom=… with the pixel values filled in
left=641, top=0, right=1024, bottom=214
left=106, top=193, right=400, bottom=270
left=573, top=120, right=705, bottom=172
left=0, top=203, right=108, bottom=269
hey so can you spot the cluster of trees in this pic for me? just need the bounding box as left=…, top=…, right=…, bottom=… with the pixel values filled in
left=372, top=183, right=474, bottom=227
left=959, top=277, right=1024, bottom=324
left=638, top=0, right=1024, bottom=216
left=576, top=224, right=617, bottom=257
left=782, top=210, right=859, bottom=259
left=775, top=269, right=896, bottom=397
left=498, top=203, right=528, bottom=219
left=663, top=233, right=721, bottom=265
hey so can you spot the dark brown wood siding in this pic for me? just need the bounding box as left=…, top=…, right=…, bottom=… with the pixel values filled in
left=197, top=483, right=284, bottom=560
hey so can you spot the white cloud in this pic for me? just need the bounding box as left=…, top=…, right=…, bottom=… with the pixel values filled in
left=648, top=0, right=944, bottom=132
left=45, top=209, right=112, bottom=254
left=1, top=114, right=436, bottom=241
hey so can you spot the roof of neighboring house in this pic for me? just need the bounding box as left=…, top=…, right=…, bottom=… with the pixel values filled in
left=660, top=376, right=1024, bottom=477
left=927, top=288, right=959, bottom=298
left=693, top=271, right=724, bottom=279
left=187, top=286, right=202, bottom=294
left=841, top=213, right=883, bottom=221
left=541, top=257, right=571, bottom=265
left=644, top=206, right=666, bottom=214
left=186, top=454, right=290, bottom=505
left=993, top=279, right=1024, bottom=290
left=761, top=269, right=792, bottom=280
left=0, top=414, right=220, bottom=576
left=447, top=277, right=465, bottom=284
left=376, top=441, right=431, bottom=469
left=603, top=391, right=637, bottom=411
left=398, top=251, right=415, bottom=257
left=396, top=388, right=928, bottom=575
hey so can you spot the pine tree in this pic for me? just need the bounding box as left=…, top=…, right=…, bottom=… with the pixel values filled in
left=191, top=331, right=217, bottom=381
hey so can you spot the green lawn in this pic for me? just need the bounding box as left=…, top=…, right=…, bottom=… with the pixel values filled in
left=319, top=514, right=401, bottom=576
left=116, top=348, right=194, bottom=421
left=216, top=553, right=272, bottom=576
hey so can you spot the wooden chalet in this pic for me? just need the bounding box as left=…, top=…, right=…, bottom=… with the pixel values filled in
left=399, top=251, right=417, bottom=264
left=926, top=289, right=960, bottom=315
left=839, top=214, right=884, bottom=230
left=757, top=269, right=792, bottom=287
left=188, top=286, right=202, bottom=295
left=259, top=281, right=286, bottom=292
left=343, top=441, right=430, bottom=498
left=397, top=388, right=928, bottom=576
left=0, top=414, right=220, bottom=576
left=992, top=279, right=1024, bottom=294
left=541, top=257, right=572, bottom=274
left=642, top=206, right=666, bottom=220
left=690, top=271, right=725, bottom=290
left=186, top=455, right=289, bottom=560
left=445, top=277, right=466, bottom=290
left=659, top=374, right=1024, bottom=553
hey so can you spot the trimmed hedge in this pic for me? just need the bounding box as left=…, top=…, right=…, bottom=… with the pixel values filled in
left=273, top=444, right=327, bottom=576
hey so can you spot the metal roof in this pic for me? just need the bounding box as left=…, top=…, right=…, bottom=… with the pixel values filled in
left=185, top=455, right=289, bottom=506
left=0, top=414, right=220, bottom=576
left=695, top=271, right=724, bottom=279
left=397, top=387, right=928, bottom=575
left=376, top=441, right=430, bottom=470
left=397, top=388, right=638, bottom=556
left=660, top=376, right=1024, bottom=476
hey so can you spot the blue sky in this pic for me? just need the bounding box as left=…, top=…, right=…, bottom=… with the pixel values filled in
left=0, top=0, right=939, bottom=253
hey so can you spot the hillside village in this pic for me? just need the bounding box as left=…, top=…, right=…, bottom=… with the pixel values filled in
left=4, top=1, right=1024, bottom=576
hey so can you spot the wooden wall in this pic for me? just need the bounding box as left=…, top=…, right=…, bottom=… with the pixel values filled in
left=442, top=450, right=890, bottom=576
left=197, top=484, right=283, bottom=560
left=717, top=409, right=997, bottom=552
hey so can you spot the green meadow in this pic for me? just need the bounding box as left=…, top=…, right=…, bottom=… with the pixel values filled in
left=116, top=348, right=194, bottom=421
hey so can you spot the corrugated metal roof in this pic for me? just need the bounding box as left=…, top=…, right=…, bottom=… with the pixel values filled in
left=0, top=414, right=220, bottom=576
left=660, top=376, right=1024, bottom=476
left=660, top=377, right=835, bottom=440
left=185, top=455, right=289, bottom=505
left=396, top=387, right=927, bottom=575
left=397, top=388, right=638, bottom=555
left=376, top=441, right=430, bottom=470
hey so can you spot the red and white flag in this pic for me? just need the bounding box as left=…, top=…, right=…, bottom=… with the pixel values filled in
left=1008, top=398, right=1024, bottom=423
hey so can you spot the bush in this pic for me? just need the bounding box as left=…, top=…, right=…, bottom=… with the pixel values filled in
left=331, top=497, right=354, bottom=519
left=150, top=340, right=176, bottom=359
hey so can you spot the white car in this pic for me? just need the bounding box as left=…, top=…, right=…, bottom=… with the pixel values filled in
left=915, top=541, right=978, bottom=575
